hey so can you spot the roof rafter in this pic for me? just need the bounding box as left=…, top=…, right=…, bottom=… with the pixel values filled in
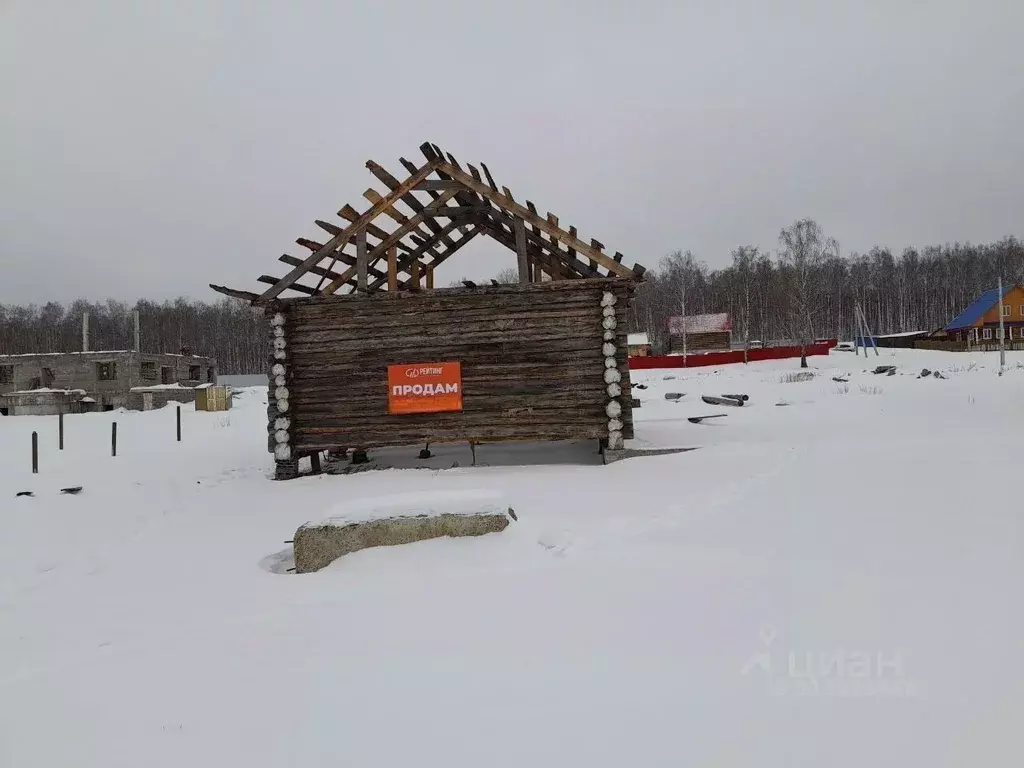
left=211, top=141, right=644, bottom=305
left=254, top=160, right=438, bottom=304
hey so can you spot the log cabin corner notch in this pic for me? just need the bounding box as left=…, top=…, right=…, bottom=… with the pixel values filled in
left=210, top=141, right=647, bottom=479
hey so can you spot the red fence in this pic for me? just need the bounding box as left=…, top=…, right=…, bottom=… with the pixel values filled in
left=629, top=342, right=834, bottom=370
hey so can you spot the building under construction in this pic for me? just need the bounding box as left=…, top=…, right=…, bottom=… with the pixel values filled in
left=0, top=311, right=215, bottom=415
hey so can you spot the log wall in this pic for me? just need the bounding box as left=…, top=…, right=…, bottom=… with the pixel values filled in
left=266, top=279, right=636, bottom=475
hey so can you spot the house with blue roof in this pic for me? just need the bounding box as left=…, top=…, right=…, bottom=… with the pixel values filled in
left=945, top=284, right=1024, bottom=344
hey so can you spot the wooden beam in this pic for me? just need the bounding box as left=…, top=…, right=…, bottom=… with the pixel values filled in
left=257, top=275, right=316, bottom=295
left=256, top=160, right=437, bottom=303
left=410, top=260, right=420, bottom=288
left=479, top=162, right=500, bottom=191
left=209, top=284, right=260, bottom=302
left=432, top=160, right=636, bottom=278
left=387, top=246, right=398, bottom=291
left=474, top=206, right=596, bottom=279
left=422, top=205, right=480, bottom=218
left=279, top=254, right=350, bottom=283
left=514, top=217, right=529, bottom=284
left=289, top=243, right=387, bottom=280
left=362, top=187, right=428, bottom=235
left=356, top=229, right=368, bottom=292
left=414, top=179, right=463, bottom=191
left=314, top=219, right=344, bottom=237
left=366, top=226, right=481, bottom=292
left=366, top=159, right=457, bottom=248
left=425, top=263, right=435, bottom=289
left=478, top=222, right=567, bottom=281
left=416, top=146, right=489, bottom=214
left=336, top=205, right=423, bottom=256
left=320, top=188, right=459, bottom=295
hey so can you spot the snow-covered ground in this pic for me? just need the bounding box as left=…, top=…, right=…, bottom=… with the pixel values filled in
left=2, top=349, right=1022, bottom=767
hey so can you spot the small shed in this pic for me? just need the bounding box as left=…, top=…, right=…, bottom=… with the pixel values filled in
left=627, top=332, right=651, bottom=357
left=195, top=385, right=232, bottom=412
left=211, top=141, right=646, bottom=479
left=667, top=313, right=732, bottom=353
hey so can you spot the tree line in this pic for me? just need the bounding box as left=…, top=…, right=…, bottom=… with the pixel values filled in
left=626, top=223, right=1024, bottom=354
left=2, top=221, right=1021, bottom=373
left=0, top=298, right=267, bottom=375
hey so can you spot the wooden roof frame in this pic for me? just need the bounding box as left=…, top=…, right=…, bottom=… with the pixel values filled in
left=210, top=141, right=646, bottom=306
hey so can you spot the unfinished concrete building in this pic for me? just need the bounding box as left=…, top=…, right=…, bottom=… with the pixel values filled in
left=0, top=312, right=216, bottom=415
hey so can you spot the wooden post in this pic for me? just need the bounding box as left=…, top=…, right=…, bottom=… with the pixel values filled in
left=111, top=422, right=117, bottom=457
left=176, top=405, right=182, bottom=442
left=58, top=412, right=64, bottom=451
left=514, top=217, right=529, bottom=284
left=387, top=245, right=398, bottom=291
left=32, top=431, right=38, bottom=474
left=410, top=261, right=421, bottom=288
left=425, top=263, right=435, bottom=290
left=310, top=451, right=322, bottom=475
left=356, top=228, right=368, bottom=292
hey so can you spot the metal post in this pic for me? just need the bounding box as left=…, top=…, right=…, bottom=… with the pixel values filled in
left=58, top=412, right=64, bottom=451
left=176, top=405, right=181, bottom=442
left=32, top=432, right=38, bottom=474
left=111, top=421, right=117, bottom=457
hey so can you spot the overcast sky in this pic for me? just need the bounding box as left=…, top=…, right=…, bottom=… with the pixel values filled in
left=2, top=0, right=1022, bottom=305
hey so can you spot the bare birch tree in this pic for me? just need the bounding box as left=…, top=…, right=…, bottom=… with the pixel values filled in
left=778, top=219, right=838, bottom=367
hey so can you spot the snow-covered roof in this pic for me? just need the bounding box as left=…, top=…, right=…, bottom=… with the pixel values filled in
left=129, top=383, right=190, bottom=392
left=627, top=333, right=650, bottom=346
left=0, top=350, right=213, bottom=360
left=874, top=330, right=928, bottom=339
left=667, top=313, right=731, bottom=334
left=3, top=388, right=87, bottom=396
left=0, top=350, right=132, bottom=358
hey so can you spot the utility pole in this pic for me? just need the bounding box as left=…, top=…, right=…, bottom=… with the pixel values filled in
left=680, top=268, right=688, bottom=366
left=998, top=275, right=1006, bottom=374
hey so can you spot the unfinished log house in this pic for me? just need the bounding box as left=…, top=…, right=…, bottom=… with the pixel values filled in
left=211, top=142, right=646, bottom=479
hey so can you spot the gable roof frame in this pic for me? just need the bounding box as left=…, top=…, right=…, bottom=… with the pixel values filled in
left=210, top=141, right=645, bottom=306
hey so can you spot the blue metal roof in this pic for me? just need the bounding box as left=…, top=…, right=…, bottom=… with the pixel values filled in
left=945, top=287, right=1005, bottom=331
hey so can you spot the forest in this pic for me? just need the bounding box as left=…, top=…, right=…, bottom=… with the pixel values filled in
left=1, top=220, right=1021, bottom=372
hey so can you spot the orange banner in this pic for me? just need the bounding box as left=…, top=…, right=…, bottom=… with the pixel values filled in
left=387, top=362, right=463, bottom=414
